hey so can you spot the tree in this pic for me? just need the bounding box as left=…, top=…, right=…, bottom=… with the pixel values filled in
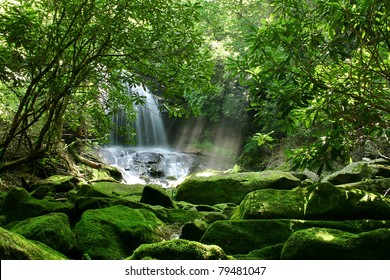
left=0, top=0, right=213, bottom=171
left=234, top=0, right=390, bottom=173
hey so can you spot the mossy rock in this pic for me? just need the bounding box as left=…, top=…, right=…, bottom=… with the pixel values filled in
left=281, top=227, right=390, bottom=259
left=0, top=227, right=67, bottom=260
left=78, top=181, right=145, bottom=200
left=232, top=183, right=390, bottom=220
left=180, top=219, right=209, bottom=241
left=73, top=205, right=164, bottom=259
left=322, top=161, right=384, bottom=185
left=140, top=185, right=174, bottom=208
left=0, top=188, right=74, bottom=223
left=30, top=175, right=79, bottom=199
left=175, top=170, right=301, bottom=205
left=200, top=219, right=390, bottom=255
left=127, top=239, right=228, bottom=260
left=338, top=178, right=390, bottom=194
left=9, top=213, right=76, bottom=256
left=235, top=243, right=284, bottom=260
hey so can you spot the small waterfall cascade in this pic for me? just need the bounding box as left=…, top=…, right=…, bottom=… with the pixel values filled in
left=100, top=85, right=199, bottom=187
left=134, top=86, right=168, bottom=147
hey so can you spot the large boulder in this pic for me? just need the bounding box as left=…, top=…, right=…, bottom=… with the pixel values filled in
left=0, top=227, right=67, bottom=260
left=140, top=185, right=174, bottom=208
left=127, top=239, right=228, bottom=260
left=73, top=205, right=164, bottom=259
left=0, top=188, right=73, bottom=223
left=175, top=170, right=301, bottom=205
left=322, top=160, right=390, bottom=185
left=30, top=175, right=79, bottom=199
left=200, top=219, right=390, bottom=255
left=231, top=183, right=390, bottom=220
left=9, top=213, right=76, bottom=256
left=281, top=227, right=390, bottom=259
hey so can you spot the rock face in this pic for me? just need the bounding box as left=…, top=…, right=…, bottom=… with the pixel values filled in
left=127, top=239, right=228, bottom=260
left=0, top=227, right=67, bottom=260
left=281, top=227, right=390, bottom=259
left=9, top=213, right=76, bottom=256
left=175, top=170, right=301, bottom=205
left=231, top=183, right=390, bottom=220
left=73, top=205, right=163, bottom=259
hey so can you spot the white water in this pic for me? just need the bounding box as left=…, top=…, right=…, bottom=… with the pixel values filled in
left=100, top=85, right=198, bottom=187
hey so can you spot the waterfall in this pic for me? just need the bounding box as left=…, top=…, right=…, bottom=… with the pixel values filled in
left=134, top=86, right=168, bottom=147
left=101, top=85, right=199, bottom=187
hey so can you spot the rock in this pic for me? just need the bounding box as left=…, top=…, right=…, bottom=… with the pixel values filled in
left=30, top=175, right=78, bottom=199
left=140, top=185, right=174, bottom=208
left=322, top=161, right=386, bottom=185
left=9, top=213, right=76, bottom=256
left=0, top=188, right=73, bottom=223
left=77, top=182, right=145, bottom=200
left=281, top=227, right=390, bottom=259
left=73, top=205, right=163, bottom=259
left=231, top=183, right=390, bottom=220
left=175, top=170, right=301, bottom=205
left=338, top=178, right=390, bottom=195
left=180, top=219, right=209, bottom=241
left=235, top=244, right=284, bottom=260
left=127, top=239, right=228, bottom=260
left=200, top=219, right=390, bottom=255
left=0, top=227, right=67, bottom=260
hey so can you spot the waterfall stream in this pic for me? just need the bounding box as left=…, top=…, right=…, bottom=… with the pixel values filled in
left=100, top=85, right=199, bottom=187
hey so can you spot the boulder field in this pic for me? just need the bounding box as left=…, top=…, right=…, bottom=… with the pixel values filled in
left=1, top=159, right=390, bottom=259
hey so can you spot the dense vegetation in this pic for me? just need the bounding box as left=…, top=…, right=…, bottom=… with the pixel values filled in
left=0, top=0, right=389, bottom=177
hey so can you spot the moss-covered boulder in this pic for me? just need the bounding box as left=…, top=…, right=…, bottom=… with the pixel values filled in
left=0, top=227, right=67, bottom=260
left=200, top=219, right=390, bottom=255
left=73, top=205, right=164, bottom=259
left=322, top=160, right=390, bottom=185
left=232, top=183, right=390, bottom=220
left=281, top=227, right=390, bottom=259
left=30, top=175, right=79, bottom=199
left=175, top=170, right=301, bottom=205
left=127, top=239, right=228, bottom=260
left=0, top=188, right=74, bottom=223
left=338, top=178, right=390, bottom=194
left=180, top=219, right=209, bottom=241
left=9, top=213, right=76, bottom=256
left=140, top=185, right=174, bottom=208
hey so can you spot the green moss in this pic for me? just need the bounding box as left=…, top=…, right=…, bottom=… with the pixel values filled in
left=127, top=239, right=228, bottom=260
left=175, top=170, right=301, bottom=205
left=9, top=213, right=76, bottom=256
left=281, top=227, right=390, bottom=259
left=74, top=205, right=164, bottom=259
left=200, top=219, right=390, bottom=255
left=0, top=188, right=73, bottom=223
left=0, top=227, right=67, bottom=260
left=232, top=183, right=390, bottom=220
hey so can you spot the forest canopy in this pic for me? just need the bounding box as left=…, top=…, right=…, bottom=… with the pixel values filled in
left=0, top=0, right=389, bottom=174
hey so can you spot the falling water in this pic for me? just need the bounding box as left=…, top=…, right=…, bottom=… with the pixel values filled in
left=134, top=86, right=168, bottom=147
left=100, top=85, right=199, bottom=187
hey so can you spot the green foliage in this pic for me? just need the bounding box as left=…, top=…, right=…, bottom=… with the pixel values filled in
left=233, top=0, right=390, bottom=172
left=0, top=0, right=214, bottom=169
